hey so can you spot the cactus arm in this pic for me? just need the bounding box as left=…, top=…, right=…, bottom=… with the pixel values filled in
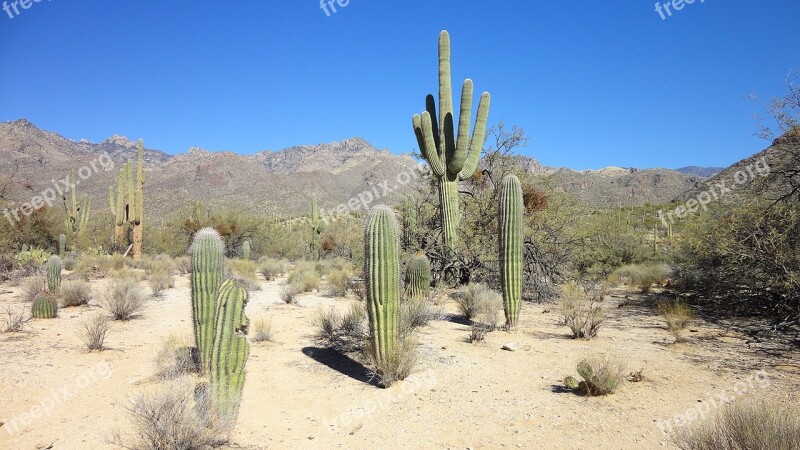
left=438, top=30, right=454, bottom=167
left=448, top=79, right=474, bottom=174
left=210, top=279, right=249, bottom=417
left=425, top=94, right=440, bottom=151
left=417, top=112, right=446, bottom=177
left=458, top=92, right=491, bottom=181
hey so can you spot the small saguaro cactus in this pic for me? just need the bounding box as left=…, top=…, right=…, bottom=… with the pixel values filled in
left=405, top=252, right=431, bottom=300
left=309, top=193, right=326, bottom=259
left=191, top=228, right=225, bottom=372
left=499, top=175, right=523, bottom=328
left=59, top=234, right=66, bottom=256
left=210, top=279, right=250, bottom=417
left=46, top=255, right=62, bottom=294
left=365, top=206, right=401, bottom=378
left=242, top=241, right=251, bottom=261
left=412, top=30, right=491, bottom=249
left=31, top=292, right=58, bottom=319
left=402, top=195, right=417, bottom=251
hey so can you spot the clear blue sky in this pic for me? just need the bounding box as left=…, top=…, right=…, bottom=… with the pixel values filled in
left=0, top=1, right=797, bottom=170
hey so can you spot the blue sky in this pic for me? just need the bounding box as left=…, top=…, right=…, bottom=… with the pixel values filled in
left=0, top=1, right=797, bottom=170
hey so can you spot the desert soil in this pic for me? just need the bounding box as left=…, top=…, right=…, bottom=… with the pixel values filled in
left=1, top=273, right=798, bottom=450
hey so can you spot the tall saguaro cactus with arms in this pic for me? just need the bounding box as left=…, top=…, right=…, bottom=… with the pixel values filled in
left=412, top=30, right=491, bottom=249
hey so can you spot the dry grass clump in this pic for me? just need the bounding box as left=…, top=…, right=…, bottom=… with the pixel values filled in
left=455, top=283, right=494, bottom=320
left=657, top=299, right=695, bottom=342
left=564, top=354, right=626, bottom=396
left=400, top=296, right=443, bottom=337
left=21, top=276, right=46, bottom=302
left=74, top=254, right=127, bottom=275
left=154, top=334, right=198, bottom=379
left=79, top=313, right=111, bottom=351
left=227, top=259, right=261, bottom=291
left=147, top=258, right=175, bottom=297
left=61, top=280, right=92, bottom=307
left=280, top=283, right=303, bottom=305
left=609, top=263, right=672, bottom=293
left=312, top=302, right=368, bottom=352
left=673, top=399, right=800, bottom=450
left=2, top=305, right=30, bottom=333
left=469, top=293, right=502, bottom=343
left=258, top=258, right=286, bottom=281
left=114, top=377, right=233, bottom=450
left=559, top=281, right=605, bottom=339
left=365, top=337, right=419, bottom=388
left=173, top=256, right=191, bottom=275
left=289, top=268, right=320, bottom=293
left=326, top=269, right=350, bottom=297
left=100, top=277, right=146, bottom=320
left=252, top=317, right=273, bottom=342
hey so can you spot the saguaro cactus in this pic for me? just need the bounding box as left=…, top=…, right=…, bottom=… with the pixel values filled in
left=131, top=140, right=145, bottom=260
left=499, top=175, right=523, bottom=328
left=109, top=161, right=128, bottom=246
left=191, top=228, right=225, bottom=372
left=46, top=255, right=62, bottom=294
left=108, top=141, right=144, bottom=258
left=59, top=234, right=66, bottom=256
left=365, top=206, right=401, bottom=377
left=309, top=193, right=326, bottom=259
left=412, top=30, right=491, bottom=249
left=31, top=293, right=58, bottom=319
left=405, top=252, right=431, bottom=300
left=64, top=173, right=91, bottom=236
left=242, top=241, right=251, bottom=261
left=210, top=279, right=250, bottom=417
left=402, top=195, right=417, bottom=251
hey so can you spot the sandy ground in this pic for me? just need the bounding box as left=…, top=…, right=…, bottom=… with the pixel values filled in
left=1, top=272, right=798, bottom=450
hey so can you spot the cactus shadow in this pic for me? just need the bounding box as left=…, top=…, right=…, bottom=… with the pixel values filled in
left=443, top=314, right=472, bottom=326
left=550, top=384, right=585, bottom=396
left=301, top=346, right=378, bottom=387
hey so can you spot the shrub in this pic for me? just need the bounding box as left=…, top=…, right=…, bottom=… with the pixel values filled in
left=114, top=378, right=233, bottom=450
left=61, top=280, right=92, bottom=307
left=2, top=305, right=30, bottom=332
left=148, top=268, right=174, bottom=298
left=61, top=251, right=79, bottom=271
left=280, top=283, right=303, bottom=305
left=173, top=256, right=191, bottom=275
left=568, top=355, right=626, bottom=396
left=455, top=283, right=495, bottom=320
left=100, top=277, right=146, bottom=320
left=312, top=302, right=367, bottom=352
left=327, top=269, right=350, bottom=297
left=21, top=276, right=46, bottom=302
left=364, top=336, right=418, bottom=388
left=469, top=294, right=502, bottom=343
left=288, top=262, right=321, bottom=292
left=559, top=282, right=605, bottom=339
left=154, top=334, right=198, bottom=379
left=400, top=297, right=442, bottom=337
left=79, top=314, right=111, bottom=351
left=610, top=263, right=672, bottom=293
left=258, top=258, right=285, bottom=281
left=673, top=399, right=800, bottom=450
left=252, top=317, right=273, bottom=342
left=657, top=299, right=695, bottom=342
left=227, top=259, right=260, bottom=291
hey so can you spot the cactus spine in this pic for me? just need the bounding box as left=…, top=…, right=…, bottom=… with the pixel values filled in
left=402, top=195, right=416, bottom=251
left=191, top=228, right=225, bottom=372
left=365, top=206, right=400, bottom=376
left=242, top=241, right=251, bottom=261
left=46, top=255, right=62, bottom=294
left=210, top=279, right=250, bottom=417
left=59, top=234, right=66, bottom=256
left=499, top=175, right=523, bottom=328
left=31, top=293, right=58, bottom=319
left=405, top=252, right=431, bottom=300
left=412, top=30, right=490, bottom=249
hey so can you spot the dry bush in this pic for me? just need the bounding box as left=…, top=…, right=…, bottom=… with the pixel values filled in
left=610, top=263, right=673, bottom=293
left=312, top=302, right=367, bottom=352
left=2, top=305, right=30, bottom=332
left=74, top=254, right=127, bottom=275
left=154, top=334, right=198, bottom=379
left=147, top=258, right=175, bottom=298
left=673, top=399, right=800, bottom=450
left=61, top=280, right=92, bottom=307
left=288, top=262, right=321, bottom=292
left=114, top=377, right=233, bottom=450
left=252, top=317, right=273, bottom=342
left=327, top=269, right=350, bottom=297
left=227, top=260, right=261, bottom=291
left=400, top=297, right=442, bottom=337
left=258, top=258, right=285, bottom=281
left=21, top=276, right=46, bottom=302
left=455, top=283, right=494, bottom=320
left=79, top=313, right=111, bottom=351
left=570, top=354, right=626, bottom=396
left=61, top=251, right=79, bottom=271
left=658, top=300, right=695, bottom=342
left=100, top=277, right=146, bottom=320
left=280, top=283, right=303, bottom=305
left=559, top=282, right=605, bottom=339
left=469, top=293, right=502, bottom=343
left=173, top=256, right=191, bottom=275
left=364, top=336, right=419, bottom=388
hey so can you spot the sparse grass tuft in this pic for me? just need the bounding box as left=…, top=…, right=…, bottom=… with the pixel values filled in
left=154, top=334, right=198, bottom=379
left=327, top=269, right=350, bottom=297
left=365, top=336, right=419, bottom=388
left=455, top=283, right=494, bottom=320
left=61, top=280, right=92, bottom=307
left=288, top=263, right=321, bottom=292
left=100, top=277, right=146, bottom=320
left=559, top=282, right=605, bottom=339
left=657, top=299, right=695, bottom=342
left=252, top=317, right=273, bottom=342
left=2, top=305, right=30, bottom=333
left=400, top=297, right=442, bottom=337
left=673, top=399, right=800, bottom=450
left=79, top=313, right=111, bottom=351
left=280, top=283, right=303, bottom=305
left=258, top=258, right=286, bottom=281
left=312, top=302, right=367, bottom=352
left=147, top=259, right=175, bottom=298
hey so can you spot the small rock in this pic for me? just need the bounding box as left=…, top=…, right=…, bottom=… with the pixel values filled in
left=501, top=343, right=518, bottom=351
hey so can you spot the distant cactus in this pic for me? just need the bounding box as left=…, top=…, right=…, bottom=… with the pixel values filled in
left=109, top=141, right=145, bottom=258
left=191, top=228, right=225, bottom=372
left=46, top=255, right=62, bottom=294
left=365, top=206, right=401, bottom=376
left=64, top=173, right=91, bottom=236
left=405, top=252, right=430, bottom=300
left=412, top=30, right=490, bottom=248
left=242, top=241, right=251, bottom=261
left=402, top=195, right=417, bottom=251
left=59, top=234, right=66, bottom=256
left=31, top=292, right=58, bottom=319
left=309, top=193, right=326, bottom=259
left=499, top=175, right=523, bottom=328
left=210, top=279, right=250, bottom=417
